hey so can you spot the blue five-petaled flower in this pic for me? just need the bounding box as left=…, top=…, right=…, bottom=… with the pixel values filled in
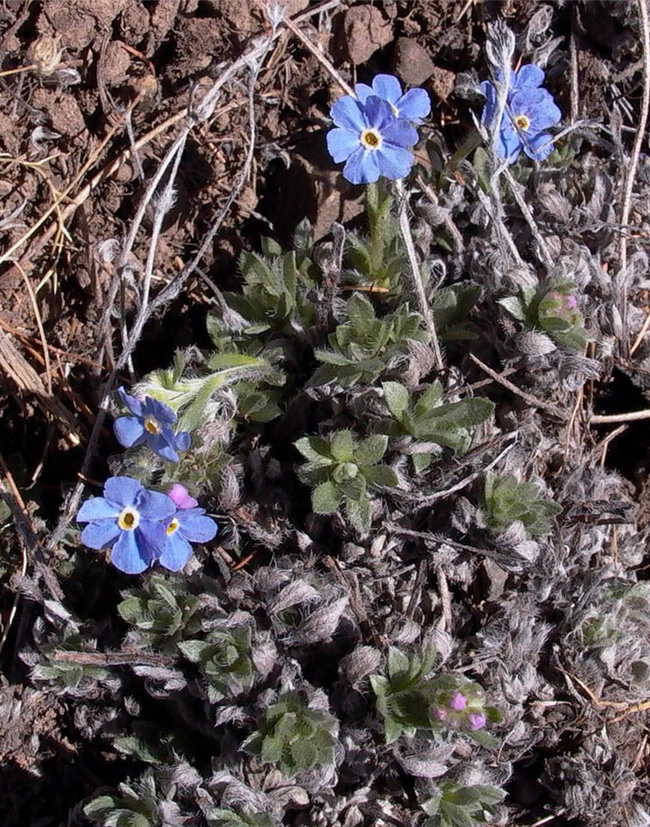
left=77, top=476, right=177, bottom=574
left=481, top=64, right=561, bottom=164
left=77, top=477, right=218, bottom=574
left=114, top=387, right=191, bottom=463
left=326, top=74, right=429, bottom=185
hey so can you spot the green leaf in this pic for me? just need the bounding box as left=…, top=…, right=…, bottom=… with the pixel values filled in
left=414, top=382, right=443, bottom=415
left=346, top=293, right=376, bottom=329
left=294, top=436, right=333, bottom=463
left=312, top=481, right=342, bottom=514
left=345, top=495, right=372, bottom=534
left=472, top=145, right=491, bottom=192
left=425, top=398, right=494, bottom=429
left=362, top=464, right=398, bottom=489
left=499, top=296, right=527, bottom=322
left=177, top=640, right=209, bottom=662
left=330, top=430, right=356, bottom=462
left=438, top=802, right=476, bottom=827
left=384, top=716, right=404, bottom=745
left=337, top=472, right=366, bottom=501
left=355, top=434, right=388, bottom=467
left=382, top=381, right=410, bottom=419
left=261, top=236, right=282, bottom=257
left=387, top=647, right=411, bottom=678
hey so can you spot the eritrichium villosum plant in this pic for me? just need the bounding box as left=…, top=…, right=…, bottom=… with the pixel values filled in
left=50, top=19, right=597, bottom=827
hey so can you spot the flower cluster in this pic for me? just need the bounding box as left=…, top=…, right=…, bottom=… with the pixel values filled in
left=326, top=74, right=430, bottom=185
left=76, top=388, right=217, bottom=573
left=431, top=688, right=487, bottom=732
left=78, top=478, right=217, bottom=574
left=538, top=289, right=581, bottom=325
left=481, top=64, right=561, bottom=163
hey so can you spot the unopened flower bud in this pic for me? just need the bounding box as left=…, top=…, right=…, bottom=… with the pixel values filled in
left=449, top=691, right=467, bottom=711
left=468, top=712, right=487, bottom=731
left=167, top=484, right=198, bottom=510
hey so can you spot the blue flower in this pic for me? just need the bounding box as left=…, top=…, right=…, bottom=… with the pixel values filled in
left=159, top=507, right=218, bottom=572
left=481, top=64, right=561, bottom=164
left=114, top=387, right=191, bottom=462
left=326, top=94, right=419, bottom=184
left=355, top=74, right=431, bottom=124
left=77, top=476, right=176, bottom=574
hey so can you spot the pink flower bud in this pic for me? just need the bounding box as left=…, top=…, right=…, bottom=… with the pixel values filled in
left=167, top=483, right=198, bottom=509
left=449, top=691, right=467, bottom=711
left=468, top=712, right=486, bottom=731
left=431, top=707, right=447, bottom=721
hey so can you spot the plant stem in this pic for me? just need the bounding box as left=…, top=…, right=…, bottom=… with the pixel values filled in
left=394, top=179, right=444, bottom=370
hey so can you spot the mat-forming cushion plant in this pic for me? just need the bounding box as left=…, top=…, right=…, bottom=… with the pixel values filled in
left=14, top=13, right=650, bottom=827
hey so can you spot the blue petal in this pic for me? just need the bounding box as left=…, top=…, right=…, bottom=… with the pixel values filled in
left=499, top=124, right=522, bottom=163
left=118, top=386, right=142, bottom=417
left=111, top=530, right=148, bottom=574
left=372, top=74, right=402, bottom=104
left=355, top=82, right=374, bottom=104
left=523, top=131, right=555, bottom=161
left=135, top=521, right=168, bottom=564
left=142, top=396, right=176, bottom=424
left=480, top=81, right=498, bottom=128
left=493, top=68, right=516, bottom=88
left=146, top=431, right=179, bottom=462
left=343, top=147, right=380, bottom=184
left=77, top=496, right=120, bottom=523
left=81, top=519, right=121, bottom=550
left=104, top=476, right=143, bottom=508
left=175, top=431, right=191, bottom=452
left=376, top=145, right=415, bottom=179
left=136, top=489, right=177, bottom=520
left=529, top=97, right=561, bottom=131
left=177, top=510, right=219, bottom=543
left=326, top=127, right=360, bottom=163
left=114, top=416, right=146, bottom=448
left=330, top=96, right=367, bottom=131
left=363, top=95, right=395, bottom=132
left=396, top=88, right=431, bottom=121
left=159, top=533, right=194, bottom=572
left=382, top=118, right=419, bottom=148
left=515, top=64, right=545, bottom=89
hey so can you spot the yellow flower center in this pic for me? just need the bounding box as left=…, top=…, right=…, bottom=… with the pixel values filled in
left=514, top=114, right=531, bottom=131
left=166, top=518, right=180, bottom=536
left=360, top=128, right=381, bottom=150
left=118, top=507, right=140, bottom=531
left=144, top=417, right=161, bottom=435
left=390, top=103, right=399, bottom=116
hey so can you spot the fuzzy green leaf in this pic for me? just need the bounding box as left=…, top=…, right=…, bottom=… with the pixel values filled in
left=354, top=434, right=388, bottom=467
left=382, top=381, right=410, bottom=419
left=362, top=464, right=398, bottom=489
left=345, top=495, right=372, bottom=534
left=330, top=430, right=356, bottom=462
left=312, top=481, right=342, bottom=514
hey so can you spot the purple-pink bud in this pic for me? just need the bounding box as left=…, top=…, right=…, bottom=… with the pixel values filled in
left=563, top=294, right=578, bottom=310
left=167, top=483, right=199, bottom=510
left=449, top=691, right=467, bottom=711
left=468, top=712, right=486, bottom=731
left=431, top=707, right=447, bottom=721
